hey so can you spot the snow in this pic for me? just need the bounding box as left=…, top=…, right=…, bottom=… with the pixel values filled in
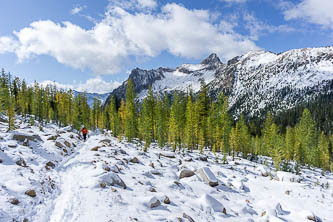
left=0, top=117, right=333, bottom=221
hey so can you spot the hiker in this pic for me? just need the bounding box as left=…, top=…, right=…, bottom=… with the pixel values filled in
left=81, top=126, right=88, bottom=142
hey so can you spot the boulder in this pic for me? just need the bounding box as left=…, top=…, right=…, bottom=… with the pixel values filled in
left=0, top=159, right=2, bottom=164
left=179, top=169, right=195, bottom=179
left=119, top=149, right=127, bottom=154
left=64, top=141, right=71, bottom=148
left=307, top=213, right=321, bottom=221
left=184, top=157, right=192, bottom=162
left=91, top=146, right=100, bottom=151
left=183, top=213, right=195, bottom=222
left=55, top=141, right=64, bottom=148
left=102, top=164, right=111, bottom=172
left=7, top=142, right=17, bottom=148
left=198, top=167, right=218, bottom=187
left=198, top=194, right=226, bottom=213
left=148, top=197, right=161, bottom=208
left=255, top=166, right=270, bottom=177
left=160, top=151, right=176, bottom=158
left=47, top=135, right=59, bottom=141
left=16, top=158, right=27, bottom=167
left=151, top=170, right=161, bottom=176
left=130, top=157, right=140, bottom=163
left=149, top=162, right=155, bottom=168
left=46, top=161, right=55, bottom=169
left=9, top=198, right=19, bottom=205
left=100, top=182, right=106, bottom=188
left=99, top=172, right=127, bottom=189
left=12, top=133, right=42, bottom=142
left=199, top=156, right=208, bottom=162
left=25, top=190, right=36, bottom=197
left=163, top=196, right=171, bottom=204
left=149, top=187, right=157, bottom=192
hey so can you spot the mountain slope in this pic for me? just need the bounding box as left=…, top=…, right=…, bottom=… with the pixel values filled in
left=105, top=46, right=333, bottom=118
left=1, top=119, right=332, bottom=221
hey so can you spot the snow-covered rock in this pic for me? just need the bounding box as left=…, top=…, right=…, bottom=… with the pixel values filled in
left=196, top=194, right=226, bottom=213
left=198, top=167, right=218, bottom=187
left=276, top=171, right=301, bottom=183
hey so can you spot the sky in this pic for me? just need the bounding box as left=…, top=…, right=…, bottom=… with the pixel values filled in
left=0, top=0, right=332, bottom=94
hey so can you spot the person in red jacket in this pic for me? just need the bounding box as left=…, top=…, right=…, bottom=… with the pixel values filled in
left=81, top=126, right=88, bottom=142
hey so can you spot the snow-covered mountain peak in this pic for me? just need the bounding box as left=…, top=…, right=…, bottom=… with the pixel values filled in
left=200, top=53, right=222, bottom=65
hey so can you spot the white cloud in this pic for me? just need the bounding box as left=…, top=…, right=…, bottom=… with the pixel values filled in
left=0, top=36, right=18, bottom=54
left=283, top=0, right=333, bottom=29
left=0, top=2, right=259, bottom=74
left=71, top=5, right=86, bottom=15
left=40, top=76, right=121, bottom=94
left=138, top=0, right=157, bottom=9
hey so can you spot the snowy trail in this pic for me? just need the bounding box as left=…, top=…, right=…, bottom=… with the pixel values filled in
left=46, top=137, right=100, bottom=222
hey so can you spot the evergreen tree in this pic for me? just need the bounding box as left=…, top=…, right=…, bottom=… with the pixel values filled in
left=124, top=79, right=137, bottom=141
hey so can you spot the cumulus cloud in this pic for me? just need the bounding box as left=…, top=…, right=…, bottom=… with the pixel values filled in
left=40, top=76, right=121, bottom=94
left=0, top=2, right=259, bottom=74
left=0, top=36, right=18, bottom=54
left=283, top=0, right=333, bottom=29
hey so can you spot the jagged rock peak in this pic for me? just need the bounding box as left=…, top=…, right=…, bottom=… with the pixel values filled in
left=201, top=53, right=222, bottom=65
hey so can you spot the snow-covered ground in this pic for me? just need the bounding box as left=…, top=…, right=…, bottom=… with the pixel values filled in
left=0, top=118, right=332, bottom=222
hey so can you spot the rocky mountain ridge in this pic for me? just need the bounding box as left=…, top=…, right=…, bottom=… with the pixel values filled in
left=105, top=46, right=333, bottom=117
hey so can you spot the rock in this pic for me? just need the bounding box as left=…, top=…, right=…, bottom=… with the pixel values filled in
left=102, top=164, right=111, bottom=172
left=69, top=134, right=74, bottom=139
left=199, top=156, right=208, bottom=161
left=183, top=213, right=195, bottom=222
left=63, top=149, right=68, bottom=153
left=47, top=135, right=59, bottom=141
left=307, top=213, right=321, bottom=221
left=7, top=142, right=17, bottom=148
left=285, top=190, right=291, bottom=195
left=179, top=169, right=195, bottom=179
left=198, top=194, right=226, bottom=213
left=276, top=171, right=301, bottom=183
left=99, top=172, right=127, bottom=189
left=12, top=133, right=42, bottom=142
left=111, top=187, right=117, bottom=192
left=160, top=151, right=176, bottom=158
left=100, top=182, right=106, bottom=188
left=119, top=149, right=127, bottom=154
left=151, top=170, right=161, bottom=176
left=184, top=157, right=192, bottom=162
left=148, top=197, right=161, bottom=208
left=100, top=139, right=111, bottom=144
left=25, top=190, right=36, bottom=197
left=91, top=146, right=100, bottom=151
left=149, top=187, right=157, bottom=192
left=9, top=198, right=19, bottom=205
left=16, top=158, right=27, bottom=167
left=64, top=141, right=71, bottom=148
left=23, top=139, right=29, bottom=146
left=149, top=162, right=155, bottom=168
left=23, top=219, right=28, bottom=222
left=130, top=157, right=139, bottom=163
left=164, top=196, right=171, bottom=204
left=0, top=159, right=2, bottom=163
left=198, top=167, right=218, bottom=187
left=255, top=166, right=270, bottom=177
left=55, top=141, right=64, bottom=148
left=46, top=161, right=55, bottom=169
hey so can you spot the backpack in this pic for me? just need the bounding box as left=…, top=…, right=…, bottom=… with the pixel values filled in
left=82, top=128, right=88, bottom=134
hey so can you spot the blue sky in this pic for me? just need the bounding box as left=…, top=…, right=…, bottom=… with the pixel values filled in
left=0, top=0, right=332, bottom=93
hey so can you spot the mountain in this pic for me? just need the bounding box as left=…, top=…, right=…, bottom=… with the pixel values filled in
left=105, top=46, right=333, bottom=118
left=73, top=90, right=110, bottom=107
